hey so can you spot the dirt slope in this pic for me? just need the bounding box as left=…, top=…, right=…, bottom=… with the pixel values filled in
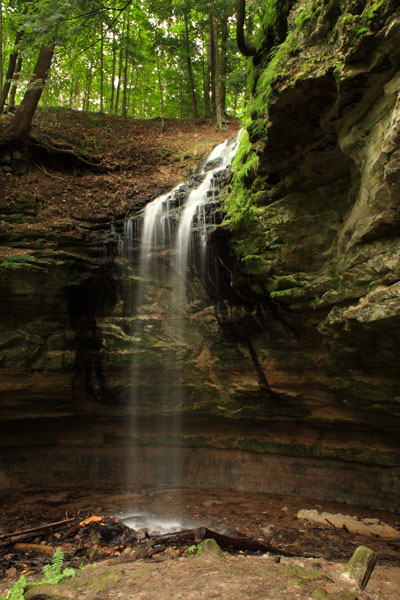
left=0, top=109, right=238, bottom=251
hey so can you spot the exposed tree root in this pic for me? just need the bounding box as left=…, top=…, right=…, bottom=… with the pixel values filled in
left=29, top=134, right=107, bottom=171
left=0, top=131, right=107, bottom=172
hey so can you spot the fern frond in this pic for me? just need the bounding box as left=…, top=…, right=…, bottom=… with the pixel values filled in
left=41, top=548, right=75, bottom=584
left=52, top=548, right=64, bottom=572
left=62, top=567, right=75, bottom=579
left=4, top=575, right=26, bottom=600
left=42, top=547, right=64, bottom=582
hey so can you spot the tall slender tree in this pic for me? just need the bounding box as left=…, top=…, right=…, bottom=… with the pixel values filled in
left=8, top=53, right=22, bottom=110
left=100, top=22, right=104, bottom=113
left=0, top=28, right=24, bottom=113
left=183, top=9, right=199, bottom=118
left=0, top=0, right=248, bottom=143
left=210, top=0, right=223, bottom=127
left=121, top=9, right=130, bottom=117
left=0, top=1, right=4, bottom=90
left=4, top=43, right=55, bottom=140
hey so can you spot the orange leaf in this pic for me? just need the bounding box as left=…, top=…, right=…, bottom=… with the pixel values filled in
left=79, top=515, right=103, bottom=527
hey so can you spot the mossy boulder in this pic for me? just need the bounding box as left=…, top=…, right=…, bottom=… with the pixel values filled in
left=343, top=545, right=377, bottom=590
left=199, top=538, right=225, bottom=558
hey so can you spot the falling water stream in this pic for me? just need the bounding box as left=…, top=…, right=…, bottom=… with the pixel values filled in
left=117, top=134, right=239, bottom=532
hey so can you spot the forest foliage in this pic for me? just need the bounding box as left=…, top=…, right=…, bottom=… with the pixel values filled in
left=0, top=0, right=263, bottom=129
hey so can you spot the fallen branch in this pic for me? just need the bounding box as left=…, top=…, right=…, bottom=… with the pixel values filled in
left=0, top=517, right=77, bottom=542
left=119, top=526, right=316, bottom=560
left=101, top=540, right=162, bottom=566
left=193, top=527, right=307, bottom=557
left=33, top=161, right=64, bottom=180
left=325, top=519, right=337, bottom=531
left=13, top=543, right=54, bottom=555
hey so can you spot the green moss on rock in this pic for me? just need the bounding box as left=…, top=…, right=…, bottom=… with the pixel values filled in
left=0, top=254, right=57, bottom=272
left=337, top=379, right=400, bottom=417
left=102, top=431, right=400, bottom=467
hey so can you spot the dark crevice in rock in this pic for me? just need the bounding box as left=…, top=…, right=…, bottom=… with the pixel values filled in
left=71, top=315, right=113, bottom=402
left=243, top=337, right=274, bottom=395
left=207, top=226, right=300, bottom=337
left=190, top=225, right=301, bottom=400
left=68, top=258, right=118, bottom=403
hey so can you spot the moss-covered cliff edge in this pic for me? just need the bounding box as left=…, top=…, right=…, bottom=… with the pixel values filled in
left=223, top=0, right=400, bottom=419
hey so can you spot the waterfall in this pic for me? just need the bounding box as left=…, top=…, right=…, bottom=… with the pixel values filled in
left=175, top=137, right=238, bottom=282
left=119, top=134, right=239, bottom=493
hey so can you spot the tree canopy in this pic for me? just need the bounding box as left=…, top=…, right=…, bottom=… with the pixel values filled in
left=0, top=0, right=264, bottom=136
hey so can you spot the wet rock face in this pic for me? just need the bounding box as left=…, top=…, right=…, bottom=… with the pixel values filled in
left=0, top=226, right=119, bottom=411
left=1, top=2, right=400, bottom=510
left=223, top=1, right=400, bottom=421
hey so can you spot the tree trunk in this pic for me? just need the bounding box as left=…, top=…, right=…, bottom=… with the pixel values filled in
left=122, top=12, right=129, bottom=118
left=73, top=79, right=80, bottom=110
left=100, top=25, right=104, bottom=113
left=202, top=22, right=211, bottom=118
left=180, top=70, right=184, bottom=119
left=122, top=48, right=129, bottom=117
left=208, top=16, right=216, bottom=117
left=141, top=88, right=147, bottom=119
left=0, top=1, right=3, bottom=91
left=236, top=0, right=256, bottom=57
left=87, top=72, right=92, bottom=111
left=220, top=10, right=228, bottom=115
left=131, top=68, right=138, bottom=118
left=114, top=45, right=123, bottom=115
left=0, top=1, right=31, bottom=114
left=109, top=31, right=116, bottom=113
left=84, top=66, right=92, bottom=112
left=8, top=54, right=23, bottom=110
left=0, top=29, right=24, bottom=113
left=156, top=51, right=165, bottom=131
left=126, top=62, right=134, bottom=112
left=183, top=12, right=199, bottom=118
left=210, top=0, right=223, bottom=127
left=69, top=77, right=74, bottom=108
left=3, top=44, right=55, bottom=141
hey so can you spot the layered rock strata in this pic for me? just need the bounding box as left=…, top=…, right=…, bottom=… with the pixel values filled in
left=0, top=1, right=399, bottom=511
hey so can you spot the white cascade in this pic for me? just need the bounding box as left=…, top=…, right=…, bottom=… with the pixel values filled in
left=119, top=133, right=239, bottom=493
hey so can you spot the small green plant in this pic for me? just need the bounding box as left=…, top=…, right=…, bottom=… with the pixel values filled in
left=367, top=0, right=385, bottom=21
left=1, top=575, right=26, bottom=600
left=187, top=544, right=203, bottom=557
left=0, top=548, right=77, bottom=599
left=41, top=548, right=75, bottom=584
left=355, top=26, right=369, bottom=37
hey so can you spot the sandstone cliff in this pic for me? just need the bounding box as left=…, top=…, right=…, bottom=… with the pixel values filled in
left=0, top=2, right=399, bottom=511
left=224, top=0, right=400, bottom=418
